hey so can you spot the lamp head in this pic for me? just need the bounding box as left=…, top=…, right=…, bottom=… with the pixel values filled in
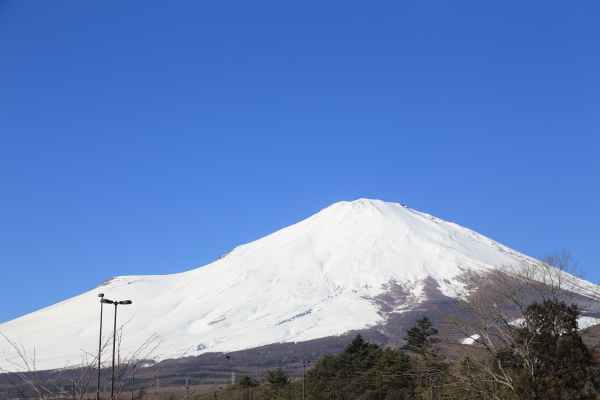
left=100, top=299, right=113, bottom=304
left=119, top=300, right=132, bottom=305
left=224, top=355, right=230, bottom=359
left=98, top=293, right=104, bottom=298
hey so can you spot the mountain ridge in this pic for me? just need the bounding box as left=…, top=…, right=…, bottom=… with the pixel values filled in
left=0, top=199, right=556, bottom=371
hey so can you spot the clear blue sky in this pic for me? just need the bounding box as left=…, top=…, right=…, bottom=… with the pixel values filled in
left=1, top=1, right=598, bottom=324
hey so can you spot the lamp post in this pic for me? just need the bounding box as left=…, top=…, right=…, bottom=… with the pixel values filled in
left=101, top=298, right=132, bottom=400
left=97, top=293, right=106, bottom=400
left=303, top=360, right=310, bottom=400
left=224, top=355, right=231, bottom=400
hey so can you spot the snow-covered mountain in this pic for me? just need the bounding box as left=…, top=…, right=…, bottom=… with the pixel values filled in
left=0, top=199, right=551, bottom=371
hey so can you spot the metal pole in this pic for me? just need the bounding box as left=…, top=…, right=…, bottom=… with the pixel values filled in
left=379, top=376, right=382, bottom=400
left=223, top=355, right=231, bottom=400
left=303, top=361, right=305, bottom=400
left=131, top=365, right=136, bottom=400
left=302, top=360, right=310, bottom=400
left=111, top=303, right=118, bottom=400
left=97, top=294, right=104, bottom=400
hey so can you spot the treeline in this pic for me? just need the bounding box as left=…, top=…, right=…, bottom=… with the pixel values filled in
left=233, top=252, right=600, bottom=400
left=302, top=317, right=443, bottom=400
left=231, top=318, right=442, bottom=399
left=298, top=302, right=600, bottom=400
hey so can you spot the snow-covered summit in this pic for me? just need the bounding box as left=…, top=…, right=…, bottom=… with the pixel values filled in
left=0, top=199, right=534, bottom=370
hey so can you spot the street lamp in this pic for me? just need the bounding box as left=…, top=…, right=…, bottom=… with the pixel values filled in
left=303, top=360, right=310, bottom=400
left=97, top=293, right=105, bottom=400
left=101, top=298, right=133, bottom=400
left=224, top=355, right=231, bottom=400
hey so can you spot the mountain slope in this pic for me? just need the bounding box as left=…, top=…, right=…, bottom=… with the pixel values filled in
left=0, top=199, right=541, bottom=370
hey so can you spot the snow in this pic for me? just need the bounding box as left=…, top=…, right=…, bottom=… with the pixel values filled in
left=578, top=316, right=600, bottom=329
left=460, top=335, right=481, bottom=345
left=509, top=316, right=600, bottom=330
left=0, top=199, right=566, bottom=371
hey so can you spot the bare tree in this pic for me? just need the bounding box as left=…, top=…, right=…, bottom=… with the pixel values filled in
left=0, top=322, right=188, bottom=400
left=443, top=251, right=600, bottom=400
left=0, top=333, right=106, bottom=399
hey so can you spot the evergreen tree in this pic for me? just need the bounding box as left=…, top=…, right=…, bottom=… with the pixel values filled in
left=307, top=335, right=412, bottom=381
left=401, top=316, right=439, bottom=356
left=513, top=300, right=600, bottom=400
left=344, top=334, right=369, bottom=354
left=367, top=347, right=411, bottom=376
left=402, top=316, right=445, bottom=399
left=265, top=368, right=290, bottom=385
left=236, top=374, right=259, bottom=387
left=305, top=354, right=339, bottom=381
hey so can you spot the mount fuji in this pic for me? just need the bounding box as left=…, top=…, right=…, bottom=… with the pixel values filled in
left=0, top=199, right=560, bottom=371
